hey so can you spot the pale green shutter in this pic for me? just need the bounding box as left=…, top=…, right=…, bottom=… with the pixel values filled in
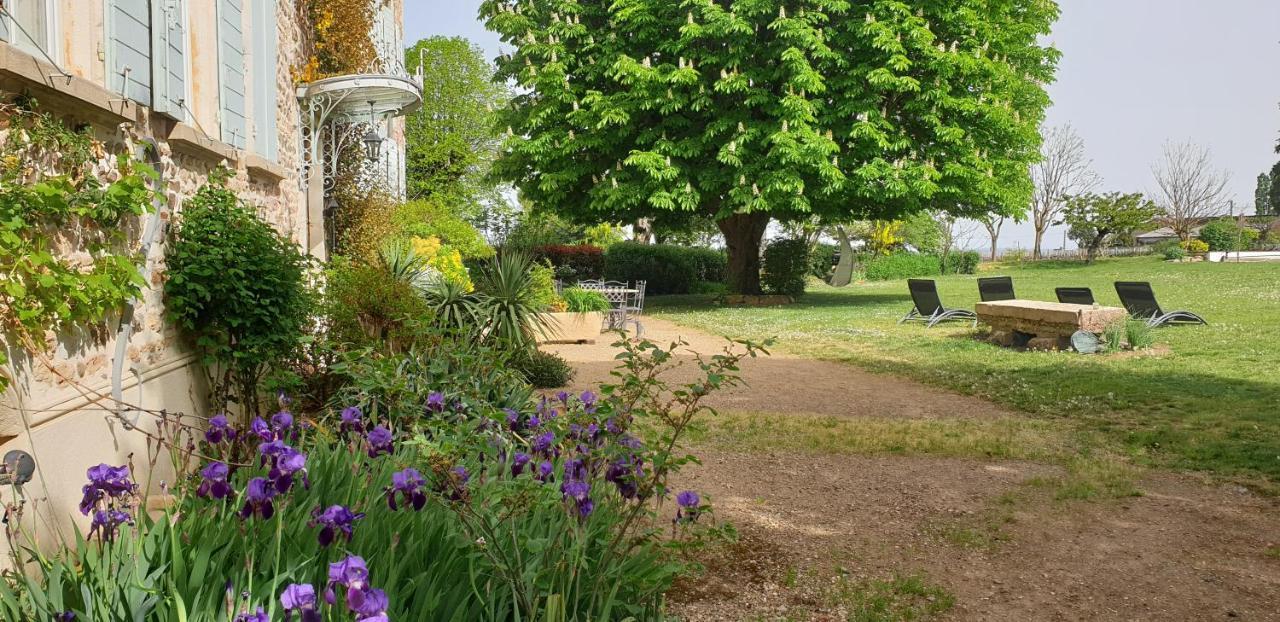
left=151, top=0, right=188, bottom=119
left=251, top=0, right=279, bottom=159
left=0, top=13, right=10, bottom=42
left=108, top=0, right=153, bottom=104
left=218, top=0, right=247, bottom=149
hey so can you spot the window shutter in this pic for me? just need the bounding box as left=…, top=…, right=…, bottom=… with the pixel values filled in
left=108, top=0, right=153, bottom=104
left=151, top=0, right=188, bottom=119
left=0, top=14, right=11, bottom=42
left=218, top=0, right=247, bottom=149
left=251, top=0, right=279, bottom=160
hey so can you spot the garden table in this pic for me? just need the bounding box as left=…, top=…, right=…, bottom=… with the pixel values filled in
left=975, top=299, right=1127, bottom=350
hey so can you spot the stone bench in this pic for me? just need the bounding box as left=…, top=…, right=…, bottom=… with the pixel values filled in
left=975, top=300, right=1128, bottom=350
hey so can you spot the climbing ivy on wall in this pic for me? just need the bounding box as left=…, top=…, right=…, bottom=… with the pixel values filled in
left=0, top=101, right=156, bottom=393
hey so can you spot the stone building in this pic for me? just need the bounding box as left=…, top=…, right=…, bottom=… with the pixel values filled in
left=0, top=0, right=419, bottom=557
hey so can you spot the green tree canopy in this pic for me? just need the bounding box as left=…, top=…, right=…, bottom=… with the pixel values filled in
left=405, top=37, right=511, bottom=215
left=1255, top=173, right=1272, bottom=216
left=482, top=0, right=1061, bottom=293
left=1061, top=192, right=1159, bottom=264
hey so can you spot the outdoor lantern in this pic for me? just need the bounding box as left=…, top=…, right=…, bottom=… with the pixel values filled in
left=363, top=101, right=384, bottom=162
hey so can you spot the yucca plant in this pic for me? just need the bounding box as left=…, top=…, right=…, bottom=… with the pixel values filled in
left=425, top=279, right=483, bottom=334
left=379, top=238, right=436, bottom=294
left=475, top=251, right=555, bottom=348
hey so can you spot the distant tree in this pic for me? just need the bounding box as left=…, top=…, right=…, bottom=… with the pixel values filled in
left=1061, top=192, right=1159, bottom=264
left=1255, top=173, right=1273, bottom=216
left=482, top=1, right=1061, bottom=293
left=978, top=214, right=1006, bottom=261
left=1030, top=124, right=1099, bottom=259
left=1270, top=162, right=1280, bottom=216
left=405, top=37, right=511, bottom=216
left=1151, top=140, right=1232, bottom=240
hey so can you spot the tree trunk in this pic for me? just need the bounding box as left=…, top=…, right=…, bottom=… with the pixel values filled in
left=989, top=234, right=998, bottom=262
left=717, top=213, right=771, bottom=294
left=830, top=225, right=856, bottom=287
left=1032, top=227, right=1044, bottom=260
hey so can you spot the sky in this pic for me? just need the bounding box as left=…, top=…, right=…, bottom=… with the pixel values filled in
left=408, top=1, right=1280, bottom=251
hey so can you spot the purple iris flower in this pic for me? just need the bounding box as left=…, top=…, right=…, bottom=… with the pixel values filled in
left=349, top=586, right=390, bottom=621
left=281, top=583, right=321, bottom=622
left=561, top=480, right=594, bottom=517
left=366, top=426, right=393, bottom=458
left=511, top=452, right=531, bottom=477
left=239, top=477, right=277, bottom=520
left=270, top=446, right=308, bottom=492
left=340, top=406, right=364, bottom=435
left=205, top=414, right=236, bottom=444
left=505, top=408, right=522, bottom=431
left=272, top=410, right=294, bottom=431
left=532, top=431, right=555, bottom=456
left=537, top=460, right=554, bottom=482
left=88, top=508, right=132, bottom=541
left=556, top=391, right=570, bottom=404
left=325, top=555, right=369, bottom=605
left=310, top=504, right=365, bottom=546
left=55, top=613, right=75, bottom=622
left=580, top=390, right=598, bottom=413
left=675, top=490, right=701, bottom=523
left=606, top=456, right=644, bottom=500
left=197, top=461, right=233, bottom=500
left=426, top=391, right=446, bottom=413
left=386, top=468, right=427, bottom=511
left=250, top=417, right=273, bottom=442
left=233, top=608, right=269, bottom=622
left=79, top=464, right=135, bottom=518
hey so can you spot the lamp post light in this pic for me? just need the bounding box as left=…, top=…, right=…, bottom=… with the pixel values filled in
left=363, top=101, right=384, bottom=162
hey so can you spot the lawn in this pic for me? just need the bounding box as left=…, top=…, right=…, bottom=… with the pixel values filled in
left=651, top=256, right=1280, bottom=487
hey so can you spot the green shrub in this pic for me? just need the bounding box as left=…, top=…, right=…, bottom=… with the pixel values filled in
left=762, top=238, right=811, bottom=297
left=561, top=287, right=611, bottom=312
left=1102, top=320, right=1126, bottom=351
left=942, top=251, right=981, bottom=275
left=604, top=243, right=726, bottom=295
left=690, top=280, right=729, bottom=295
left=395, top=199, right=495, bottom=260
left=324, top=257, right=434, bottom=352
left=864, top=253, right=943, bottom=281
left=1155, top=240, right=1186, bottom=261
left=1184, top=239, right=1209, bottom=254
left=165, top=174, right=311, bottom=416
left=527, top=260, right=560, bottom=312
left=1197, top=219, right=1246, bottom=252
left=809, top=243, right=838, bottom=279
left=515, top=348, right=576, bottom=388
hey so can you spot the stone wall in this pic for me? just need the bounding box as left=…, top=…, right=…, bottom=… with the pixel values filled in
left=0, top=1, right=319, bottom=564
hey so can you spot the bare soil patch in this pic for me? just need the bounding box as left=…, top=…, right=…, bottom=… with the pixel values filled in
left=669, top=451, right=1280, bottom=621
left=549, top=318, right=1280, bottom=620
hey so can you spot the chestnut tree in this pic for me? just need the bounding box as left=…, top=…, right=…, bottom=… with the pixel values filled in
left=482, top=0, right=1061, bottom=293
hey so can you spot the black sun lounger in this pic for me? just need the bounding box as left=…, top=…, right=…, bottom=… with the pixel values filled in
left=1055, top=287, right=1095, bottom=305
left=900, top=279, right=978, bottom=328
left=977, top=276, right=1016, bottom=302
left=1114, top=281, right=1207, bottom=327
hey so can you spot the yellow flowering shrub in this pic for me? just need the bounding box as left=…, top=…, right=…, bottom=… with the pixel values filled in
left=411, top=236, right=473, bottom=291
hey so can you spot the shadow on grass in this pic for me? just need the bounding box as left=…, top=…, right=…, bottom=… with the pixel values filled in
left=841, top=350, right=1280, bottom=485
left=648, top=291, right=910, bottom=313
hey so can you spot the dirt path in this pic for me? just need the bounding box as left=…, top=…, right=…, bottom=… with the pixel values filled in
left=544, top=319, right=1280, bottom=621
left=545, top=318, right=1016, bottom=421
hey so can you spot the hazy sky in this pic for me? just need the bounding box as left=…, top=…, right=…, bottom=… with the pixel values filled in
left=408, top=1, right=1280, bottom=250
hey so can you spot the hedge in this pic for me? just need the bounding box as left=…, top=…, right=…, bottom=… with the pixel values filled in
left=762, top=238, right=810, bottom=297
left=864, top=253, right=943, bottom=281
left=533, top=244, right=606, bottom=280
left=603, top=243, right=727, bottom=295
left=942, top=250, right=980, bottom=275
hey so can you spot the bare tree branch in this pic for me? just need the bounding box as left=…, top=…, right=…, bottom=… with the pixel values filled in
left=978, top=214, right=1006, bottom=261
left=1030, top=124, right=1100, bottom=258
left=1151, top=140, right=1233, bottom=240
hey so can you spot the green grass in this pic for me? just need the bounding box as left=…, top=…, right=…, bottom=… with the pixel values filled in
left=653, top=257, right=1280, bottom=487
left=832, top=574, right=955, bottom=622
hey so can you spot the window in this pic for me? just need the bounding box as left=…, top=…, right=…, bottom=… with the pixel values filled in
left=218, top=0, right=247, bottom=149
left=1, top=0, right=55, bottom=60
left=250, top=0, right=278, bottom=160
